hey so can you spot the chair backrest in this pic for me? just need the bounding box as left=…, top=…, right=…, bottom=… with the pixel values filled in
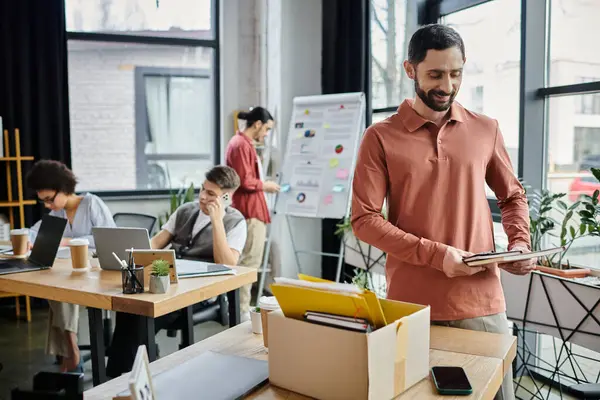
left=113, top=213, right=157, bottom=234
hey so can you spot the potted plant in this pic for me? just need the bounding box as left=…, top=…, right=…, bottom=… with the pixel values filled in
left=149, top=259, right=171, bottom=294
left=335, top=209, right=388, bottom=297
left=523, top=167, right=600, bottom=278
left=157, top=183, right=195, bottom=228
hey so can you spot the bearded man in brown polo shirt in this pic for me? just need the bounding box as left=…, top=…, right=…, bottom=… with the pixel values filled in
left=352, top=24, right=535, bottom=400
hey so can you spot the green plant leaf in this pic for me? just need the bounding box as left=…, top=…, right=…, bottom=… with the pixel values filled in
left=561, top=226, right=567, bottom=240
left=151, top=259, right=170, bottom=276
left=556, top=200, right=568, bottom=210
left=570, top=226, right=576, bottom=239
left=591, top=167, right=600, bottom=183
left=184, top=183, right=195, bottom=204
left=580, top=210, right=593, bottom=219
left=580, top=224, right=587, bottom=236
left=568, top=201, right=581, bottom=211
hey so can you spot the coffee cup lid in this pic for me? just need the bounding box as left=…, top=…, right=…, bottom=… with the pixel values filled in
left=10, top=229, right=28, bottom=235
left=258, top=296, right=280, bottom=310
left=69, top=238, right=89, bottom=246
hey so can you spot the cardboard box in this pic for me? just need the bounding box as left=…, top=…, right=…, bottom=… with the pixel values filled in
left=268, top=299, right=430, bottom=400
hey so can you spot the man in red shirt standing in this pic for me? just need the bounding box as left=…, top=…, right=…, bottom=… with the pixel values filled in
left=352, top=25, right=534, bottom=400
left=226, top=107, right=280, bottom=320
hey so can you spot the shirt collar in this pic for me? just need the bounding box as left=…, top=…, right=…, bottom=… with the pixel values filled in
left=398, top=99, right=465, bottom=132
left=237, top=131, right=253, bottom=144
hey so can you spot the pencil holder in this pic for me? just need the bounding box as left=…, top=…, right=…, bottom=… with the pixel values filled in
left=122, top=265, right=145, bottom=294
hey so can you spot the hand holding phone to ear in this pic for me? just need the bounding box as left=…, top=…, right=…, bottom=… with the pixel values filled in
left=206, top=197, right=225, bottom=221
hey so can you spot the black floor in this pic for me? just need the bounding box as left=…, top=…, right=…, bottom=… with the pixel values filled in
left=0, top=302, right=226, bottom=400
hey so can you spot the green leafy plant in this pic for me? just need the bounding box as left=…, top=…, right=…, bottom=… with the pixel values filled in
left=151, top=259, right=170, bottom=277
left=157, top=183, right=195, bottom=228
left=522, top=167, right=600, bottom=269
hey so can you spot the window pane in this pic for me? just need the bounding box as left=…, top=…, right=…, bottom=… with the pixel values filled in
left=68, top=40, right=215, bottom=191
left=372, top=111, right=396, bottom=124
left=548, top=0, right=600, bottom=87
left=443, top=0, right=521, bottom=198
left=65, top=0, right=213, bottom=40
left=370, top=0, right=412, bottom=109
left=547, top=95, right=600, bottom=269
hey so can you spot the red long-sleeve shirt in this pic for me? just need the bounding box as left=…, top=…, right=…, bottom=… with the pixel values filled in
left=226, top=132, right=271, bottom=224
left=351, top=100, right=530, bottom=321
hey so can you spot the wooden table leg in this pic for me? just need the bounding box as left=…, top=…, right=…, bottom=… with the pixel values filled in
left=227, top=289, right=240, bottom=327
left=88, top=307, right=107, bottom=386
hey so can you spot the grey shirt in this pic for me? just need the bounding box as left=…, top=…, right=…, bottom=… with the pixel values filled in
left=29, top=193, right=116, bottom=248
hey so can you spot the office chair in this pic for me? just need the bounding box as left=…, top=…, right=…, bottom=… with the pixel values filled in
left=112, top=213, right=157, bottom=234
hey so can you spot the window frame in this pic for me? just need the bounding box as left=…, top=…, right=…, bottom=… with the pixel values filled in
left=65, top=0, right=220, bottom=197
left=134, top=66, right=215, bottom=189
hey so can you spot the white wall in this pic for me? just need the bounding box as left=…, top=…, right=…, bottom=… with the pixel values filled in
left=265, top=0, right=323, bottom=279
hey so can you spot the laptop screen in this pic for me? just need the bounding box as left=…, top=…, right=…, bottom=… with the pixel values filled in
left=29, top=215, right=67, bottom=266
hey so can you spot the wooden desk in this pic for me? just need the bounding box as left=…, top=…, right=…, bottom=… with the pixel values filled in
left=85, top=323, right=514, bottom=400
left=0, top=258, right=257, bottom=385
left=430, top=325, right=517, bottom=378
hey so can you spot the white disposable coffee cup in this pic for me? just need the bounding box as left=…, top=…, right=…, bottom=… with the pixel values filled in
left=10, top=229, right=29, bottom=256
left=258, top=296, right=280, bottom=348
left=69, top=238, right=89, bottom=269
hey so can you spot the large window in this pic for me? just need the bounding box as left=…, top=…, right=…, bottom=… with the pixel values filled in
left=548, top=0, right=600, bottom=87
left=65, top=0, right=218, bottom=193
left=544, top=0, right=600, bottom=269
left=443, top=0, right=521, bottom=176
left=370, top=0, right=412, bottom=118
left=65, top=0, right=213, bottom=39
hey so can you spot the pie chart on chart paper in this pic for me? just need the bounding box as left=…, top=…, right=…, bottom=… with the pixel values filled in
left=335, top=145, right=343, bottom=154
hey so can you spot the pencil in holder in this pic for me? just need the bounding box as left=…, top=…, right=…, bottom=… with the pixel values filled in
left=122, top=265, right=145, bottom=294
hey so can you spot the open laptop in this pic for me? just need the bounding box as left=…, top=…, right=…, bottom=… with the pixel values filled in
left=93, top=227, right=151, bottom=270
left=0, top=215, right=67, bottom=275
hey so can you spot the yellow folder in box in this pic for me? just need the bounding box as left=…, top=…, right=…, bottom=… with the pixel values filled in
left=271, top=274, right=387, bottom=328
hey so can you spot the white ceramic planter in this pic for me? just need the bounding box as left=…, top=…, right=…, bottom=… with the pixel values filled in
left=502, top=269, right=600, bottom=353
left=149, top=275, right=170, bottom=294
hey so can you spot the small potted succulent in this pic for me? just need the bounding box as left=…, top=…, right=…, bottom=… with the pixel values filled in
left=149, top=259, right=171, bottom=294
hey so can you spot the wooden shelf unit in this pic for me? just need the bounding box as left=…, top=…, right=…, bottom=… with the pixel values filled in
left=1, top=129, right=35, bottom=229
left=0, top=129, right=34, bottom=323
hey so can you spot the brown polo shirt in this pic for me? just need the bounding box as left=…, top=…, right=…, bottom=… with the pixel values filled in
left=351, top=99, right=530, bottom=321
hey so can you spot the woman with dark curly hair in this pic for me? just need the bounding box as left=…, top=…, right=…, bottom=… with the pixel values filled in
left=26, top=160, right=115, bottom=373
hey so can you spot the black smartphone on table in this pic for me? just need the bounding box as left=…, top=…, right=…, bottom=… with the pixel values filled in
left=431, top=366, right=473, bottom=395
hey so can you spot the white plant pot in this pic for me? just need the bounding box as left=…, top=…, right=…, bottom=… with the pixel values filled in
left=502, top=269, right=600, bottom=353
left=149, top=275, right=170, bottom=294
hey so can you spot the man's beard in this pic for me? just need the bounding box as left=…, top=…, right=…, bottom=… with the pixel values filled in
left=414, top=79, right=456, bottom=112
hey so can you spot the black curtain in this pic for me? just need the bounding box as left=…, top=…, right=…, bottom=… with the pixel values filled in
left=0, top=0, right=71, bottom=227
left=321, top=0, right=371, bottom=281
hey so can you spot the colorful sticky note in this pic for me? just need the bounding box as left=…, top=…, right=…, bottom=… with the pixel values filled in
left=336, top=168, right=349, bottom=180
left=323, top=194, right=333, bottom=205
left=329, top=158, right=339, bottom=168
left=304, top=109, right=310, bottom=115
left=333, top=184, right=345, bottom=193
left=304, top=129, right=316, bottom=138
left=281, top=184, right=291, bottom=193
left=340, top=104, right=345, bottom=109
left=296, top=133, right=303, bottom=139
left=324, top=123, right=331, bottom=128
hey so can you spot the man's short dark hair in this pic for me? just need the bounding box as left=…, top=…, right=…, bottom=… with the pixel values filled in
left=206, top=165, right=240, bottom=190
left=408, top=24, right=465, bottom=65
left=26, top=160, right=78, bottom=194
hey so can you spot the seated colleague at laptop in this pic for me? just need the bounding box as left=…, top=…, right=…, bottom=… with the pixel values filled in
left=150, top=165, right=247, bottom=264
left=26, top=160, right=116, bottom=373
left=106, top=165, right=247, bottom=378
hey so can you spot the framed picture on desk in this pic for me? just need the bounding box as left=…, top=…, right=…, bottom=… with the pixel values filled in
left=129, top=345, right=155, bottom=400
